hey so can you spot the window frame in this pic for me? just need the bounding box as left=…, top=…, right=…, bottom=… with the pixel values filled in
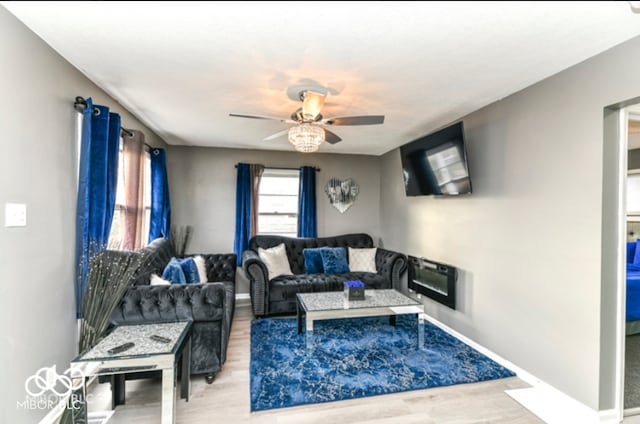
left=257, top=168, right=300, bottom=237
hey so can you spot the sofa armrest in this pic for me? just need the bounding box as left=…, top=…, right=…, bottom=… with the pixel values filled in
left=242, top=250, right=269, bottom=317
left=208, top=281, right=234, bottom=365
left=375, top=248, right=408, bottom=290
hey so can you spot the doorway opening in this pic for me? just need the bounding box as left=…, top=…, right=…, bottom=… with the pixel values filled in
left=624, top=105, right=640, bottom=416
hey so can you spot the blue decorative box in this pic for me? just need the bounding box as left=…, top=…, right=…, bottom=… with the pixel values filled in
left=344, top=280, right=365, bottom=301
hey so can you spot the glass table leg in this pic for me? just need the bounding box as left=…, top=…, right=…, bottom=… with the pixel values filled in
left=305, top=318, right=314, bottom=354
left=418, top=313, right=425, bottom=349
left=161, top=366, right=175, bottom=424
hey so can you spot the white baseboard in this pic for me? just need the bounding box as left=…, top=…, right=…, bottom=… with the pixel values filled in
left=601, top=408, right=621, bottom=423
left=505, top=387, right=608, bottom=424
left=235, top=293, right=250, bottom=301
left=624, top=406, right=640, bottom=419
left=87, top=410, right=115, bottom=424
left=421, top=314, right=616, bottom=424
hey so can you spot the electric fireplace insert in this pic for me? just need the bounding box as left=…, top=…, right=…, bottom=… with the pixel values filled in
left=407, top=255, right=457, bottom=309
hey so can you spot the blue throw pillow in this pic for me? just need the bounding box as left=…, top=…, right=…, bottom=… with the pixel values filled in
left=320, top=247, right=350, bottom=274
left=162, top=257, right=187, bottom=284
left=303, top=248, right=327, bottom=274
left=629, top=242, right=638, bottom=264
left=179, top=257, right=200, bottom=284
left=634, top=240, right=640, bottom=265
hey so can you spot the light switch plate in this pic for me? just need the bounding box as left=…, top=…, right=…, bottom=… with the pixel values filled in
left=5, top=203, right=27, bottom=227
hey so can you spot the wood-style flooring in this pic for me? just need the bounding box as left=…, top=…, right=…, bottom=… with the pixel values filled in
left=88, top=302, right=543, bottom=423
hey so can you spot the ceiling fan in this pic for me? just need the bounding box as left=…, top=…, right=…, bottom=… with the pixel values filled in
left=229, top=90, right=384, bottom=152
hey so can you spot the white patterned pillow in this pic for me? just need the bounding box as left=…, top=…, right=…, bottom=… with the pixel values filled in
left=348, top=247, right=377, bottom=273
left=258, top=243, right=293, bottom=280
left=150, top=274, right=171, bottom=286
left=194, top=255, right=208, bottom=283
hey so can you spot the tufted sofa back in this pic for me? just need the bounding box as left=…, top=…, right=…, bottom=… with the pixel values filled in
left=129, top=238, right=237, bottom=286
left=249, top=233, right=374, bottom=275
left=191, top=253, right=237, bottom=282
left=131, top=238, right=176, bottom=286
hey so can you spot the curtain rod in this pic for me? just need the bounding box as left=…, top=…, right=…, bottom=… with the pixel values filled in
left=234, top=164, right=321, bottom=172
left=74, top=96, right=152, bottom=150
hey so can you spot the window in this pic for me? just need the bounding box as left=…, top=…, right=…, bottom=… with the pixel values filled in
left=258, top=169, right=299, bottom=236
left=108, top=139, right=152, bottom=248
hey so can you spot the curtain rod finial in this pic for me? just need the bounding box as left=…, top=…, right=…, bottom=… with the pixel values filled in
left=74, top=96, right=88, bottom=112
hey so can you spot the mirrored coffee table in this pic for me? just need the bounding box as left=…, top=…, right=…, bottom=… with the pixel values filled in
left=71, top=321, right=192, bottom=424
left=296, top=289, right=425, bottom=352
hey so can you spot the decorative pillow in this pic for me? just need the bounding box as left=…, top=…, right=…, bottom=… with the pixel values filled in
left=194, top=255, right=208, bottom=283
left=320, top=247, right=350, bottom=274
left=179, top=257, right=200, bottom=284
left=634, top=240, right=640, bottom=265
left=348, top=247, right=377, bottom=273
left=303, top=248, right=327, bottom=274
left=150, top=274, right=171, bottom=286
left=258, top=243, right=293, bottom=280
left=162, top=257, right=187, bottom=284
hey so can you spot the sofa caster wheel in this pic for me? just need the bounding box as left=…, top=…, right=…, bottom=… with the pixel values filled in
left=206, top=373, right=215, bottom=384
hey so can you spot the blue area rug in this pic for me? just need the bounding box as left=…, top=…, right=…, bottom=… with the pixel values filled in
left=250, top=315, right=515, bottom=411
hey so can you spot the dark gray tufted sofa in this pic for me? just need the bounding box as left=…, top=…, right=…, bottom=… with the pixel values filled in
left=110, top=238, right=236, bottom=383
left=242, top=233, right=407, bottom=317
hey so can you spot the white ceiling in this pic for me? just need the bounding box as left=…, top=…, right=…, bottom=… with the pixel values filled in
left=5, top=1, right=640, bottom=155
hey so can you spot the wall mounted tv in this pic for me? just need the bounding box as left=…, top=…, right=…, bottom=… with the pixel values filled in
left=400, top=121, right=472, bottom=196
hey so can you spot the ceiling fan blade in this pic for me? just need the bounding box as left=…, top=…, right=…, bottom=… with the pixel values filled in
left=229, top=113, right=293, bottom=123
left=263, top=129, right=289, bottom=141
left=323, top=128, right=342, bottom=144
left=322, top=115, right=385, bottom=126
left=302, top=91, right=326, bottom=119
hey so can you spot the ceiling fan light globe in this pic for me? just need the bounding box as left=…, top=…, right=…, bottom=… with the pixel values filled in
left=288, top=124, right=324, bottom=153
left=301, top=90, right=326, bottom=119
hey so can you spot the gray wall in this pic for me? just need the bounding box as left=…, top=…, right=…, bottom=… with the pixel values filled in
left=167, top=146, right=381, bottom=293
left=379, top=35, right=640, bottom=410
left=0, top=7, right=166, bottom=424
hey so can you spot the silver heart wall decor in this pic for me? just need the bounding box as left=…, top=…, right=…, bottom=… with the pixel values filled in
left=325, top=178, right=359, bottom=213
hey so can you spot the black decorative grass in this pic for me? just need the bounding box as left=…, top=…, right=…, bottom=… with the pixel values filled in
left=61, top=245, right=150, bottom=424
left=78, top=248, right=148, bottom=353
left=170, top=225, right=193, bottom=257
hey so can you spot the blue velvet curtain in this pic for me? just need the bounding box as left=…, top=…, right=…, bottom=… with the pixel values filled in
left=298, top=166, right=317, bottom=238
left=234, top=163, right=251, bottom=265
left=74, top=98, right=121, bottom=317
left=148, top=148, right=171, bottom=243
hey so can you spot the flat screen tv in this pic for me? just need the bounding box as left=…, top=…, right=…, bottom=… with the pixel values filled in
left=400, top=121, right=472, bottom=196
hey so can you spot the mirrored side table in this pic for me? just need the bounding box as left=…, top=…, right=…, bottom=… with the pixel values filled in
left=71, top=321, right=192, bottom=424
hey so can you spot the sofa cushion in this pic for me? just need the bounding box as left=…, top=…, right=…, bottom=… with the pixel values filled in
left=269, top=272, right=389, bottom=303
left=258, top=243, right=293, bottom=280
left=348, top=247, right=377, bottom=272
left=303, top=247, right=327, bottom=274
left=320, top=247, right=349, bottom=274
